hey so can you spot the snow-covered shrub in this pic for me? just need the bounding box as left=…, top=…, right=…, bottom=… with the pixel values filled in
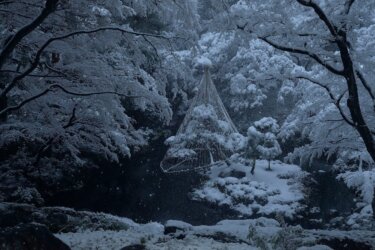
left=257, top=133, right=282, bottom=169
left=192, top=159, right=305, bottom=218
left=251, top=117, right=282, bottom=170
left=338, top=169, right=375, bottom=217
left=10, top=187, right=44, bottom=206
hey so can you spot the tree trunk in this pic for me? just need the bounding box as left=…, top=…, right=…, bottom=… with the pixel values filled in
left=337, top=33, right=375, bottom=163
left=0, top=95, right=6, bottom=121
left=267, top=160, right=271, bottom=171
left=250, top=158, right=256, bottom=175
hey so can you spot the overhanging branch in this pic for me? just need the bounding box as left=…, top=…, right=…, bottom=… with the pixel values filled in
left=0, top=0, right=58, bottom=69
left=295, top=75, right=355, bottom=127
left=0, top=27, right=175, bottom=99
left=259, top=37, right=344, bottom=75
left=0, top=84, right=143, bottom=117
left=296, top=0, right=338, bottom=37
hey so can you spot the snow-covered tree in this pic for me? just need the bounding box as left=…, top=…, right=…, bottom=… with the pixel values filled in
left=164, top=104, right=245, bottom=170
left=230, top=0, right=375, bottom=166
left=253, top=117, right=282, bottom=171
left=246, top=126, right=263, bottom=175
left=0, top=0, right=197, bottom=203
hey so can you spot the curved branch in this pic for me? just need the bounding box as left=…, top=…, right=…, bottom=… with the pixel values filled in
left=0, top=69, right=64, bottom=78
left=260, top=37, right=344, bottom=75
left=0, top=84, right=142, bottom=117
left=296, top=0, right=338, bottom=36
left=344, top=0, right=356, bottom=14
left=0, top=27, right=173, bottom=99
left=0, top=8, right=33, bottom=19
left=295, top=76, right=355, bottom=127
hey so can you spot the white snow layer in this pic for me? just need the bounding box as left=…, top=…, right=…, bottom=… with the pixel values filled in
left=56, top=215, right=375, bottom=250
left=195, top=56, right=213, bottom=68
left=192, top=159, right=306, bottom=218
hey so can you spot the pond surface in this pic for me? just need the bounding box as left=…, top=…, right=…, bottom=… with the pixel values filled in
left=298, top=160, right=356, bottom=228
left=47, top=139, right=239, bottom=225
left=47, top=146, right=356, bottom=227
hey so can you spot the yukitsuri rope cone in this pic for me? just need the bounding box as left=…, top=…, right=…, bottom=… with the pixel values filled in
left=161, top=63, right=239, bottom=173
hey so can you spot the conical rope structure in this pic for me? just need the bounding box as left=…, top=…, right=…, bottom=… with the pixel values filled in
left=161, top=67, right=239, bottom=173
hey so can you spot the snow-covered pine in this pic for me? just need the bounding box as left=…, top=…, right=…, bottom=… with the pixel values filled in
left=253, top=117, right=282, bottom=170
left=161, top=67, right=245, bottom=173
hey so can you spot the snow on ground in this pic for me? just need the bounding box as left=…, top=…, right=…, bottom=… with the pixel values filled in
left=56, top=215, right=375, bottom=250
left=56, top=217, right=257, bottom=250
left=192, top=158, right=307, bottom=218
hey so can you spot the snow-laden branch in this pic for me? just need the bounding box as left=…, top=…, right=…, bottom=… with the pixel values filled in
left=0, top=69, right=64, bottom=78
left=0, top=84, right=143, bottom=117
left=294, top=76, right=355, bottom=127
left=0, top=26, right=175, bottom=100
left=259, top=37, right=344, bottom=75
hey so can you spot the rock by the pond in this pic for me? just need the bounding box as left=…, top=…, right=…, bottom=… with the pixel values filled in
left=120, top=244, right=146, bottom=250
left=0, top=202, right=130, bottom=233
left=0, top=223, right=70, bottom=250
left=164, top=220, right=192, bottom=234
left=219, top=169, right=246, bottom=179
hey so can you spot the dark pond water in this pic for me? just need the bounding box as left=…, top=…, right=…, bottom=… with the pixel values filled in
left=47, top=140, right=356, bottom=227
left=298, top=160, right=356, bottom=228
left=47, top=137, right=239, bottom=225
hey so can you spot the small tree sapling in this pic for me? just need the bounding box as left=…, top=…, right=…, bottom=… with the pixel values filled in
left=253, top=117, right=282, bottom=171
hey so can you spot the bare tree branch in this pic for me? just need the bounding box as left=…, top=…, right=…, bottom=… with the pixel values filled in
left=0, top=0, right=58, bottom=69
left=0, top=1, right=43, bottom=8
left=296, top=0, right=338, bottom=36
left=295, top=76, right=355, bottom=127
left=0, top=69, right=64, bottom=78
left=0, top=84, right=143, bottom=117
left=0, top=1, right=15, bottom=5
left=43, top=63, right=68, bottom=77
left=344, top=0, right=356, bottom=14
left=323, top=118, right=345, bottom=122
left=0, top=27, right=175, bottom=100
left=0, top=8, right=33, bottom=19
left=259, top=36, right=344, bottom=75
